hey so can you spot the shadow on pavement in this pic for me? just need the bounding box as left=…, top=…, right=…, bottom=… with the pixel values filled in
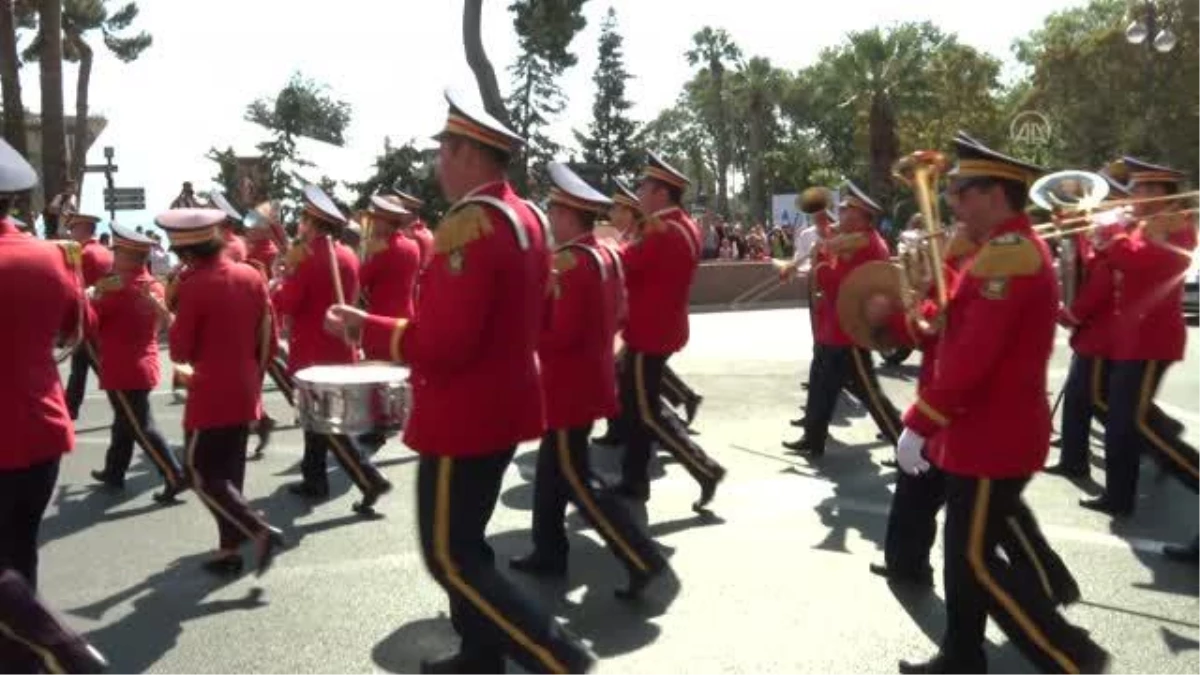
left=807, top=443, right=895, bottom=555
left=1161, top=626, right=1199, bottom=653
left=73, top=555, right=267, bottom=673
left=39, top=465, right=164, bottom=545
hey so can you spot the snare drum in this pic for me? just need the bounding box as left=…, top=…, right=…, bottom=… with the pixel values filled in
left=294, top=363, right=411, bottom=436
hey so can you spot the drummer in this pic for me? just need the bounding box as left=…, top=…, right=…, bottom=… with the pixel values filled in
left=273, top=185, right=391, bottom=516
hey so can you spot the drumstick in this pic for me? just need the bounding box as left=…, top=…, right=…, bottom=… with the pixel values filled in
left=326, top=236, right=346, bottom=306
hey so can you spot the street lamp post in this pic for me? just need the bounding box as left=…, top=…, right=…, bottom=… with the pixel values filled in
left=1125, top=0, right=1177, bottom=53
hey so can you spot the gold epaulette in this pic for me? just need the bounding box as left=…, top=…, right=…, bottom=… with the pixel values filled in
left=640, top=215, right=667, bottom=236
left=55, top=240, right=82, bottom=272
left=944, top=231, right=979, bottom=263
left=553, top=250, right=577, bottom=272
left=364, top=238, right=388, bottom=259
left=434, top=204, right=493, bottom=254
left=969, top=233, right=1043, bottom=278
left=93, top=274, right=123, bottom=295
left=284, top=241, right=309, bottom=274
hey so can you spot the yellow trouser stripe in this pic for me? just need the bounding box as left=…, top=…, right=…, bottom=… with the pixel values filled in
left=0, top=618, right=65, bottom=674
left=186, top=431, right=256, bottom=541
left=1090, top=359, right=1107, bottom=414
left=1136, top=362, right=1199, bottom=479
left=555, top=430, right=649, bottom=572
left=968, top=480, right=1079, bottom=674
left=851, top=349, right=899, bottom=440
left=327, top=434, right=372, bottom=491
left=634, top=353, right=713, bottom=479
left=1006, top=516, right=1054, bottom=602
left=433, top=458, right=568, bottom=674
left=112, top=391, right=179, bottom=489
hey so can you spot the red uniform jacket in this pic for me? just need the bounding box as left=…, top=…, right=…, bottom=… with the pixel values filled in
left=903, top=215, right=1058, bottom=478
left=80, top=238, right=113, bottom=287
left=539, top=234, right=621, bottom=430
left=1, top=219, right=90, bottom=468
left=246, top=237, right=279, bottom=281
left=222, top=230, right=248, bottom=264
left=814, top=229, right=891, bottom=346
left=1104, top=217, right=1197, bottom=362
left=360, top=231, right=421, bottom=319
left=273, top=235, right=360, bottom=373
left=620, top=207, right=700, bottom=355
left=407, top=220, right=434, bottom=268
left=89, top=269, right=164, bottom=391
left=361, top=181, right=549, bottom=457
left=169, top=256, right=276, bottom=430
left=1062, top=240, right=1116, bottom=358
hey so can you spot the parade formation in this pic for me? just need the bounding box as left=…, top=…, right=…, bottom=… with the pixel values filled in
left=0, top=67, right=1197, bottom=675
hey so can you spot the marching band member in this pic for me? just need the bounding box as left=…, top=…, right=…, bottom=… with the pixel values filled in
left=243, top=204, right=288, bottom=459
left=274, top=185, right=391, bottom=515
left=1079, top=157, right=1198, bottom=522
left=87, top=222, right=187, bottom=503
left=0, top=568, right=108, bottom=673
left=1045, top=170, right=1131, bottom=479
left=156, top=208, right=283, bottom=576
left=210, top=191, right=248, bottom=264
left=325, top=89, right=594, bottom=675
left=509, top=162, right=668, bottom=600
left=879, top=139, right=1107, bottom=674
left=781, top=188, right=834, bottom=424
left=391, top=186, right=434, bottom=267
left=63, top=212, right=113, bottom=420
left=784, top=182, right=902, bottom=458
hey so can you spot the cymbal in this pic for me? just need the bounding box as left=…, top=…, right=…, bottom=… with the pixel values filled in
left=836, top=260, right=903, bottom=351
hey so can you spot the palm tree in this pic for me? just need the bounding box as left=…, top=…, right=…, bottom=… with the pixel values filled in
left=36, top=0, right=66, bottom=211
left=686, top=26, right=741, bottom=218
left=0, top=0, right=31, bottom=219
left=730, top=57, right=785, bottom=225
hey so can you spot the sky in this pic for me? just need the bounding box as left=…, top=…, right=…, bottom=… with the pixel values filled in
left=12, top=0, right=1091, bottom=228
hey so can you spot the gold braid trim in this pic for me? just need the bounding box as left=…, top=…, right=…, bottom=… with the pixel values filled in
left=553, top=250, right=577, bottom=272
left=969, top=233, right=1042, bottom=278
left=434, top=204, right=493, bottom=254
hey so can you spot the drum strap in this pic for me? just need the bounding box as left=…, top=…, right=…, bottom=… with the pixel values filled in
left=524, top=200, right=552, bottom=248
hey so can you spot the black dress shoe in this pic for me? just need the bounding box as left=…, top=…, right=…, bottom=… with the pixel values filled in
left=868, top=562, right=933, bottom=588
left=288, top=482, right=330, bottom=500
left=255, top=527, right=286, bottom=577
left=201, top=555, right=244, bottom=577
left=1163, top=536, right=1199, bottom=564
left=611, top=481, right=649, bottom=502
left=782, top=437, right=823, bottom=457
left=694, top=466, right=726, bottom=512
left=90, top=470, right=124, bottom=490
left=57, top=640, right=109, bottom=674
left=789, top=417, right=806, bottom=427
left=252, top=416, right=276, bottom=458
left=353, top=480, right=393, bottom=516
left=800, top=382, right=809, bottom=391
left=614, top=562, right=666, bottom=601
left=152, top=483, right=185, bottom=505
left=898, top=652, right=985, bottom=674
left=509, top=553, right=567, bottom=578
left=1053, top=574, right=1082, bottom=607
left=1079, top=495, right=1133, bottom=517
left=1044, top=463, right=1088, bottom=479
left=684, top=396, right=703, bottom=425
left=419, top=649, right=505, bottom=674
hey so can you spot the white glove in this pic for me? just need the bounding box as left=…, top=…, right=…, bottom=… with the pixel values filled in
left=896, top=427, right=930, bottom=475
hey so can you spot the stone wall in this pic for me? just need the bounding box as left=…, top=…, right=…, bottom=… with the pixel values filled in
left=688, top=260, right=811, bottom=309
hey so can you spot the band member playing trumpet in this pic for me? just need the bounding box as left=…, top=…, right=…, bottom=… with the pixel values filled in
left=87, top=223, right=187, bottom=503
left=784, top=182, right=902, bottom=458
left=870, top=139, right=1107, bottom=674
left=325, top=89, right=594, bottom=674
left=1079, top=157, right=1198, bottom=523
left=64, top=212, right=113, bottom=421
left=274, top=186, right=391, bottom=515
left=155, top=208, right=283, bottom=577
left=509, top=162, right=668, bottom=600
left=613, top=152, right=726, bottom=511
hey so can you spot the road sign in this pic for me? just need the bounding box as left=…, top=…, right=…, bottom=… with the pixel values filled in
left=84, top=164, right=117, bottom=173
left=104, top=187, right=146, bottom=211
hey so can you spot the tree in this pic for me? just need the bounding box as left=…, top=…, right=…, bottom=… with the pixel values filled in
left=729, top=56, right=786, bottom=224
left=246, top=72, right=352, bottom=146
left=506, top=0, right=588, bottom=194
left=574, top=7, right=638, bottom=188
left=0, top=0, right=30, bottom=221
left=349, top=138, right=447, bottom=222
left=685, top=26, right=741, bottom=218
left=635, top=101, right=713, bottom=205
left=36, top=0, right=65, bottom=227
left=206, top=146, right=238, bottom=198
left=462, top=0, right=507, bottom=122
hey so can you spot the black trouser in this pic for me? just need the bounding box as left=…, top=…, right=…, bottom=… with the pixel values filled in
left=0, top=569, right=96, bottom=674
left=103, top=389, right=185, bottom=490
left=300, top=431, right=388, bottom=495
left=885, top=466, right=1077, bottom=602
left=1058, top=355, right=1106, bottom=472
left=941, top=474, right=1101, bottom=672
left=1103, top=359, right=1198, bottom=511
left=619, top=350, right=724, bottom=491
left=0, top=460, right=59, bottom=589
left=64, top=343, right=98, bottom=420
left=804, top=343, right=902, bottom=449
left=185, top=426, right=269, bottom=550
left=661, top=365, right=698, bottom=411
left=417, top=451, right=587, bottom=673
left=530, top=426, right=664, bottom=577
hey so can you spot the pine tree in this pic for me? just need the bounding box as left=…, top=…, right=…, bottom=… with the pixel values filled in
left=574, top=7, right=638, bottom=188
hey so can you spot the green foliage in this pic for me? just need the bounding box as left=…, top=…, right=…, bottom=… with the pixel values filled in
left=683, top=26, right=742, bottom=216
left=574, top=7, right=639, bottom=189
left=205, top=146, right=239, bottom=197
left=22, top=0, right=151, bottom=62
left=246, top=72, right=353, bottom=147
left=348, top=138, right=447, bottom=223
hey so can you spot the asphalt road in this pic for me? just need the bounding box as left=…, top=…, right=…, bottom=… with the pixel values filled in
left=43, top=309, right=1199, bottom=673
